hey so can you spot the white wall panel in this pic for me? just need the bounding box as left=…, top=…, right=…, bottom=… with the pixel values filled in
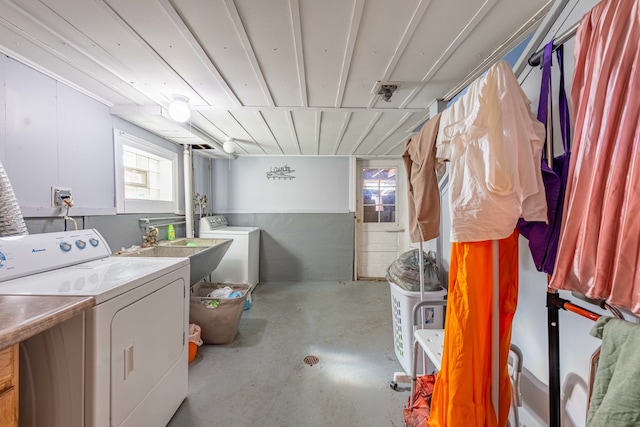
left=213, top=156, right=349, bottom=213
left=57, top=84, right=113, bottom=210
left=5, top=57, right=58, bottom=211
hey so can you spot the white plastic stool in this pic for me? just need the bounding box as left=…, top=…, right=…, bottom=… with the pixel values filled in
left=409, top=321, right=523, bottom=427
left=413, top=328, right=445, bottom=371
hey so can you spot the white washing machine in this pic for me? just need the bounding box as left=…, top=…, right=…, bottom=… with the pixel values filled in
left=199, top=215, right=260, bottom=289
left=0, top=229, right=190, bottom=427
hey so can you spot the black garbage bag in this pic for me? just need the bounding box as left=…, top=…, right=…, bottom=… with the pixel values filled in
left=386, top=249, right=440, bottom=292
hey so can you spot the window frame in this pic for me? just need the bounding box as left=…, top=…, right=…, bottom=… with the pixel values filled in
left=113, top=129, right=180, bottom=214
left=361, top=166, right=398, bottom=225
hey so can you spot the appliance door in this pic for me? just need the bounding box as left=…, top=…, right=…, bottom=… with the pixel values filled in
left=110, top=279, right=186, bottom=426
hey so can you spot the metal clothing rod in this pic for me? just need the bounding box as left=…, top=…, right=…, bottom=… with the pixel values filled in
left=547, top=292, right=605, bottom=427
left=528, top=21, right=580, bottom=66
left=139, top=216, right=186, bottom=222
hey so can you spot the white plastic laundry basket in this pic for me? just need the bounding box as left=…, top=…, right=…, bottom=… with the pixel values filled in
left=389, top=281, right=446, bottom=375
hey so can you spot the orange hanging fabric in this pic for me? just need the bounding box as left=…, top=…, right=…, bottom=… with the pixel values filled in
left=428, top=230, right=519, bottom=427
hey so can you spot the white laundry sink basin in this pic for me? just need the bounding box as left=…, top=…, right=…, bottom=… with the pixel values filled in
left=116, top=238, right=233, bottom=285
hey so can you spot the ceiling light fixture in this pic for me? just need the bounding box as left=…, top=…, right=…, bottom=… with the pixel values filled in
left=377, top=84, right=398, bottom=102
left=168, top=95, right=191, bottom=122
left=222, top=138, right=236, bottom=154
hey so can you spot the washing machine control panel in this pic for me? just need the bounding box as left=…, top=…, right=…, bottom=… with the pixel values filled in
left=200, top=215, right=228, bottom=232
left=0, top=229, right=111, bottom=282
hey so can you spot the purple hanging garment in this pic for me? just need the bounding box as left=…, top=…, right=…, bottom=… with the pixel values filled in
left=517, top=41, right=571, bottom=275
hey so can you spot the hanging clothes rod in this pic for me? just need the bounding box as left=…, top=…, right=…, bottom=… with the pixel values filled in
left=548, top=293, right=601, bottom=320
left=528, top=21, right=580, bottom=66
left=546, top=291, right=625, bottom=427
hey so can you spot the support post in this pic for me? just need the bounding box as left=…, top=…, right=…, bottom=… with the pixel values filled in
left=491, top=240, right=499, bottom=422
left=547, top=290, right=561, bottom=427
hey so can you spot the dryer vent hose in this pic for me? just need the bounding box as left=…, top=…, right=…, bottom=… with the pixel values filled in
left=0, top=160, right=28, bottom=237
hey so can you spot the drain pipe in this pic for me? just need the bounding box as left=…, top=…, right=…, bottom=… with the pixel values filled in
left=183, top=145, right=194, bottom=238
left=0, top=160, right=28, bottom=236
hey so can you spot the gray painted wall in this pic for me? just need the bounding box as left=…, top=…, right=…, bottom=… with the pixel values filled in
left=224, top=213, right=354, bottom=282
left=210, top=156, right=355, bottom=281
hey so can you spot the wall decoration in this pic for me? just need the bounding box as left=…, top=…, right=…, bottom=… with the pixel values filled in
left=266, top=165, right=296, bottom=180
left=213, top=156, right=349, bottom=213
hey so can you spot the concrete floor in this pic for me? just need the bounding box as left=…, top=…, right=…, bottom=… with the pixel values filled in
left=168, top=280, right=410, bottom=427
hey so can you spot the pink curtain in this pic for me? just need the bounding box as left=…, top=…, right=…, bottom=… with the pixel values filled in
left=550, top=0, right=640, bottom=314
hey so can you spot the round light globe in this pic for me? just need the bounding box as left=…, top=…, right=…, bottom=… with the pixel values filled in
left=223, top=139, right=236, bottom=154
left=168, top=96, right=190, bottom=122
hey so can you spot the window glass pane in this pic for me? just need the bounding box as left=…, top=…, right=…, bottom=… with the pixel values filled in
left=381, top=188, right=395, bottom=206
left=125, top=185, right=150, bottom=200
left=148, top=158, right=160, bottom=173
left=122, top=143, right=172, bottom=202
left=123, top=151, right=136, bottom=168
left=136, top=155, right=149, bottom=170
left=124, top=168, right=147, bottom=186
left=380, top=206, right=396, bottom=223
left=363, top=205, right=378, bottom=223
left=148, top=172, right=160, bottom=189
left=363, top=188, right=379, bottom=205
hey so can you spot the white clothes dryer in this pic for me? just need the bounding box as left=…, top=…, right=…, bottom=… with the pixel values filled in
left=0, top=230, right=189, bottom=427
left=199, top=215, right=260, bottom=289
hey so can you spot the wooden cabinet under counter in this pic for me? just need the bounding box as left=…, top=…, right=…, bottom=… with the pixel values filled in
left=0, top=344, right=18, bottom=427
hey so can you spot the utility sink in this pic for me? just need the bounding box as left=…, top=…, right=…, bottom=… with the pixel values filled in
left=116, top=238, right=233, bottom=285
left=161, top=238, right=229, bottom=247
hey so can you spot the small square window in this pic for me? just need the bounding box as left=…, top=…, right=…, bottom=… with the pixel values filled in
left=114, top=130, right=179, bottom=214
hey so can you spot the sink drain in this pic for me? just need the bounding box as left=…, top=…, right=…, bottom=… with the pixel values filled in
left=304, top=355, right=319, bottom=366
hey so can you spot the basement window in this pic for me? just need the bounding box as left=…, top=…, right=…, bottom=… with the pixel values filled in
left=114, top=130, right=178, bottom=213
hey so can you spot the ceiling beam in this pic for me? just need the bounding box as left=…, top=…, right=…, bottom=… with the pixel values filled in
left=335, top=0, right=365, bottom=108
left=332, top=111, right=352, bottom=155
left=349, top=112, right=382, bottom=155
left=160, top=0, right=242, bottom=107
left=95, top=0, right=203, bottom=105
left=286, top=111, right=302, bottom=154
left=288, top=0, right=307, bottom=107
left=192, top=105, right=425, bottom=113
left=224, top=0, right=275, bottom=107
left=366, top=112, right=413, bottom=155
left=400, top=0, right=498, bottom=108
left=0, top=1, right=157, bottom=106
left=367, top=0, right=433, bottom=109
left=256, top=111, right=285, bottom=154
left=314, top=111, right=321, bottom=155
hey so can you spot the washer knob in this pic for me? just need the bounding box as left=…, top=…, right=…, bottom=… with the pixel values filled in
left=89, top=238, right=100, bottom=247
left=75, top=240, right=86, bottom=249
left=59, top=242, right=72, bottom=252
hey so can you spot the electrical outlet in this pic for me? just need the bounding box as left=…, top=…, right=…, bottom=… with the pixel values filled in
left=52, top=186, right=72, bottom=208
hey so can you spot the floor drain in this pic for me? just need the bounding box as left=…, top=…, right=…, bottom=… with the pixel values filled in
left=304, top=355, right=319, bottom=366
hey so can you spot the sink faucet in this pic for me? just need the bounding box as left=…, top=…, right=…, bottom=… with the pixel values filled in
left=142, top=226, right=159, bottom=248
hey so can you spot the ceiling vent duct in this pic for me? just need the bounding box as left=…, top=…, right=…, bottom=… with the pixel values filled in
left=191, top=143, right=235, bottom=160
left=372, top=82, right=399, bottom=102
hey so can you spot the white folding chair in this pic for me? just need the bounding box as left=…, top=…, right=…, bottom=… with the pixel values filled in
left=408, top=301, right=523, bottom=427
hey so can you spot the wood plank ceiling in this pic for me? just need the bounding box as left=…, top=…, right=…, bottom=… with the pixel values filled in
left=0, top=0, right=552, bottom=157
